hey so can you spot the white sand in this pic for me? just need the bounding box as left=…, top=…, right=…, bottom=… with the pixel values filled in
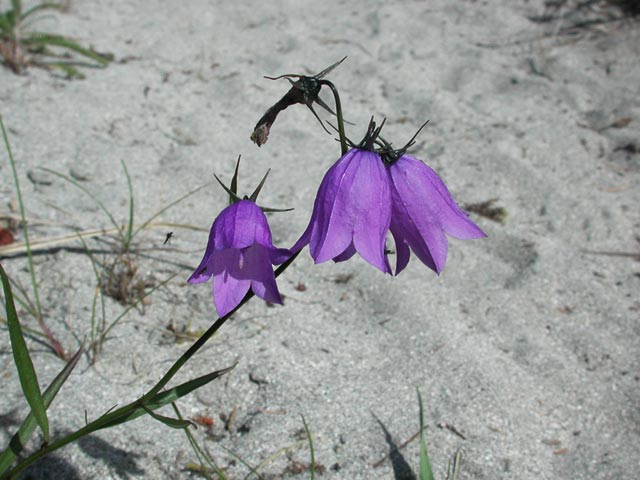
left=1, top=1, right=639, bottom=479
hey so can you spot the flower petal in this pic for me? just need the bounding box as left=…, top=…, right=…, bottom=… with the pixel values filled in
left=290, top=221, right=312, bottom=254
left=308, top=149, right=360, bottom=262
left=350, top=151, right=392, bottom=273
left=244, top=244, right=283, bottom=305
left=214, top=200, right=275, bottom=251
left=301, top=149, right=391, bottom=272
left=269, top=247, right=293, bottom=265
left=212, top=248, right=252, bottom=317
left=188, top=223, right=217, bottom=284
left=389, top=228, right=411, bottom=275
left=393, top=155, right=485, bottom=240
left=388, top=154, right=485, bottom=274
left=333, top=240, right=356, bottom=263
left=390, top=192, right=445, bottom=273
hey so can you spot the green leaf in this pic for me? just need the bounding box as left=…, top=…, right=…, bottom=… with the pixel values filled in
left=120, top=159, right=134, bottom=252
left=0, top=343, right=83, bottom=474
left=44, top=62, right=85, bottom=79
left=417, top=388, right=435, bottom=480
left=98, top=364, right=236, bottom=430
left=301, top=415, right=316, bottom=480
left=0, top=264, right=49, bottom=442
left=10, top=0, right=21, bottom=19
left=172, top=403, right=227, bottom=480
left=22, top=32, right=109, bottom=65
left=142, top=405, right=192, bottom=430
left=20, top=3, right=63, bottom=21
left=0, top=11, right=15, bottom=36
left=446, top=450, right=462, bottom=480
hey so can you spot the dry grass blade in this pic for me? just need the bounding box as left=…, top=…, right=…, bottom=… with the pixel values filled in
left=0, top=222, right=206, bottom=256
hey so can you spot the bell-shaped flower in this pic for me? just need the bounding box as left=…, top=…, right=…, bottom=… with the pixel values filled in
left=188, top=199, right=290, bottom=317
left=292, top=147, right=392, bottom=274
left=387, top=154, right=485, bottom=275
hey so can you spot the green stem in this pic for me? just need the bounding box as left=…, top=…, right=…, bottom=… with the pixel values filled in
left=0, top=115, right=41, bottom=318
left=140, top=250, right=299, bottom=401
left=0, top=114, right=65, bottom=359
left=319, top=80, right=348, bottom=156
left=1, top=250, right=300, bottom=478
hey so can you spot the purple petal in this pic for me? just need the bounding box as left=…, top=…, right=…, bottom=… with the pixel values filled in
left=388, top=155, right=484, bottom=274
left=244, top=244, right=283, bottom=305
left=333, top=241, right=356, bottom=263
left=269, top=247, right=293, bottom=265
left=305, top=149, right=392, bottom=273
left=212, top=249, right=252, bottom=317
left=389, top=228, right=411, bottom=275
left=213, top=200, right=275, bottom=250
left=309, top=150, right=360, bottom=262
left=290, top=222, right=312, bottom=254
left=390, top=192, right=445, bottom=273
left=393, top=155, right=485, bottom=240
left=188, top=225, right=217, bottom=284
left=349, top=152, right=392, bottom=273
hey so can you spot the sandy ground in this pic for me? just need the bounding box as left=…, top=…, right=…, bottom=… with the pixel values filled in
left=1, top=1, right=639, bottom=479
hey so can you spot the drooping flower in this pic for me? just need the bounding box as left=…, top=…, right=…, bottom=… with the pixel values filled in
left=294, top=119, right=484, bottom=276
left=386, top=153, right=485, bottom=275
left=251, top=57, right=346, bottom=146
left=292, top=147, right=392, bottom=274
left=188, top=199, right=290, bottom=317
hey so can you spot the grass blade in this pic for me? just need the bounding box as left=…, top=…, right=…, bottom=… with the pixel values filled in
left=0, top=342, right=83, bottom=473
left=0, top=263, right=49, bottom=442
left=98, top=364, right=236, bottom=430
left=0, top=222, right=206, bottom=257
left=2, top=114, right=43, bottom=325
left=132, top=182, right=211, bottom=241
left=10, top=0, right=21, bottom=19
left=220, top=446, right=265, bottom=480
left=120, top=159, right=134, bottom=252
left=20, top=3, right=63, bottom=21
left=99, top=273, right=177, bottom=343
left=417, top=388, right=434, bottom=480
left=172, top=402, right=227, bottom=479
left=43, top=61, right=85, bottom=79
left=142, top=405, right=192, bottom=430
left=74, top=233, right=105, bottom=359
left=40, top=167, right=125, bottom=244
left=446, top=449, right=462, bottom=480
left=301, top=415, right=316, bottom=480
left=0, top=13, right=13, bottom=38
left=22, top=32, right=109, bottom=65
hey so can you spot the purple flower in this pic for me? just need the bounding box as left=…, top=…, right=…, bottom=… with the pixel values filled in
left=387, top=154, right=485, bottom=275
left=188, top=199, right=290, bottom=317
left=292, top=148, right=392, bottom=274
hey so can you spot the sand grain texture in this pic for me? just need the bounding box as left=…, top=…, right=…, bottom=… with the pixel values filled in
left=1, top=1, right=639, bottom=479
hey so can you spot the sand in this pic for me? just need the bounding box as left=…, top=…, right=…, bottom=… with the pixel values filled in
left=1, top=1, right=639, bottom=479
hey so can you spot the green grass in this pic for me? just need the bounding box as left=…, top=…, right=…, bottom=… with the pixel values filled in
left=0, top=0, right=110, bottom=78
left=1, top=113, right=66, bottom=358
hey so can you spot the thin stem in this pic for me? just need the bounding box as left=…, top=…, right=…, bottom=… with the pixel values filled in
left=0, top=114, right=65, bottom=359
left=120, top=159, right=134, bottom=253
left=319, top=80, right=347, bottom=156
left=141, top=250, right=299, bottom=401
left=0, top=250, right=301, bottom=478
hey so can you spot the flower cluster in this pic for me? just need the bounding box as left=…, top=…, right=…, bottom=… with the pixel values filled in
left=190, top=60, right=484, bottom=317
left=292, top=121, right=485, bottom=276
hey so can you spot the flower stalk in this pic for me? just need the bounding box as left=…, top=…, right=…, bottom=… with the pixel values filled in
left=1, top=251, right=300, bottom=479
